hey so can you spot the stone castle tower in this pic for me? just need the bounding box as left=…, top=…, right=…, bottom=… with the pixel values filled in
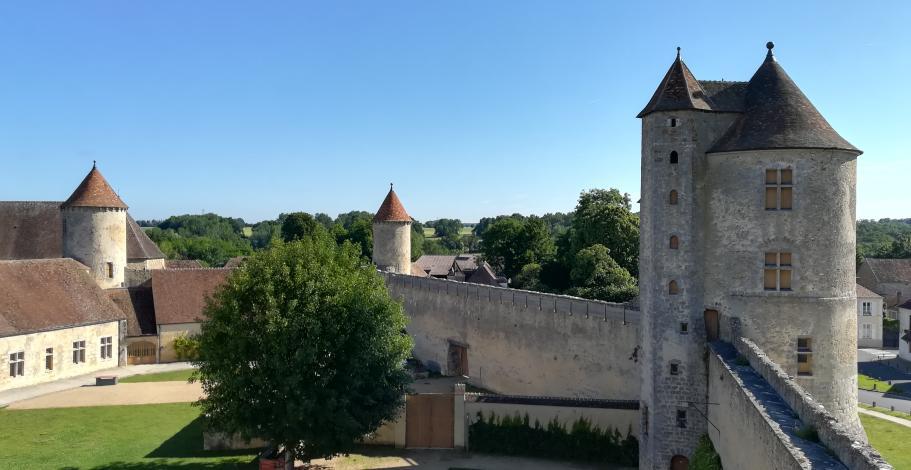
left=372, top=184, right=412, bottom=275
left=61, top=163, right=128, bottom=289
left=638, top=43, right=863, bottom=468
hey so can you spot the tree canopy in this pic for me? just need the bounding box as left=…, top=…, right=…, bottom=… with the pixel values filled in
left=568, top=189, right=639, bottom=276
left=194, top=237, right=413, bottom=464
left=480, top=216, right=555, bottom=280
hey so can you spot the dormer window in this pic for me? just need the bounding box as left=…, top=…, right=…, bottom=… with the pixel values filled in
left=670, top=151, right=679, bottom=164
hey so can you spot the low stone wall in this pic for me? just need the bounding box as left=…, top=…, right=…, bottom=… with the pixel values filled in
left=734, top=338, right=891, bottom=470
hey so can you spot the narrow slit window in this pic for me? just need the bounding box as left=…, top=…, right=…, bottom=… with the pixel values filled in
left=764, top=252, right=793, bottom=291
left=670, top=362, right=680, bottom=375
left=676, top=409, right=687, bottom=428
left=669, top=280, right=680, bottom=295
left=669, top=190, right=678, bottom=205
left=106, top=262, right=114, bottom=279
left=797, top=337, right=812, bottom=376
left=669, top=236, right=679, bottom=250
left=669, top=118, right=677, bottom=127
left=45, top=348, right=53, bottom=371
left=670, top=151, right=679, bottom=164
left=765, top=168, right=794, bottom=210
left=680, top=322, right=689, bottom=334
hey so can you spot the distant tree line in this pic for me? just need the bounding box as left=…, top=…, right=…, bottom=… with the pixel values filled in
left=858, top=218, right=911, bottom=261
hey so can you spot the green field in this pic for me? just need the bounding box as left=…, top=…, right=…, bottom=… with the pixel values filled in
left=120, top=369, right=196, bottom=384
left=0, top=403, right=257, bottom=469
left=422, top=226, right=473, bottom=238
left=861, top=413, right=911, bottom=469
left=858, top=373, right=906, bottom=395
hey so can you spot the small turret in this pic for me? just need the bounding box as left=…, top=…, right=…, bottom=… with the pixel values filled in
left=372, top=184, right=412, bottom=275
left=61, top=163, right=128, bottom=288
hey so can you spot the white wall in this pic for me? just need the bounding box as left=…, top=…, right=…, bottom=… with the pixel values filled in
left=900, top=308, right=911, bottom=361
left=857, top=296, right=884, bottom=348
left=0, top=321, right=121, bottom=391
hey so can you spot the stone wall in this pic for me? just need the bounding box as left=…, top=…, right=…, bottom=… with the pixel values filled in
left=373, top=222, right=411, bottom=275
left=383, top=272, right=640, bottom=399
left=158, top=322, right=201, bottom=363
left=62, top=206, right=127, bottom=289
left=0, top=321, right=121, bottom=392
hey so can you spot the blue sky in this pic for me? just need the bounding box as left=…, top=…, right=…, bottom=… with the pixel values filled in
left=0, top=1, right=907, bottom=223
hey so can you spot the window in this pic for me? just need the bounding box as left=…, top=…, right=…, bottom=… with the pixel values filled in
left=668, top=118, right=678, bottom=127
left=669, top=190, right=678, bottom=205
left=669, top=236, right=679, bottom=250
left=676, top=409, right=687, bottom=428
left=765, top=168, right=793, bottom=210
left=862, top=302, right=872, bottom=316
left=669, top=280, right=680, bottom=295
left=797, top=337, right=812, bottom=376
left=862, top=324, right=873, bottom=339
left=73, top=340, right=86, bottom=364
left=45, top=348, right=53, bottom=371
left=101, top=336, right=113, bottom=360
left=670, top=362, right=680, bottom=375
left=106, top=262, right=114, bottom=279
left=670, top=151, right=679, bottom=164
left=764, top=252, right=792, bottom=291
left=680, top=322, right=689, bottom=334
left=9, top=351, right=24, bottom=377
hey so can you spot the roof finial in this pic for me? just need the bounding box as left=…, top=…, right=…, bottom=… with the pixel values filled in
left=92, top=160, right=96, bottom=169
left=676, top=46, right=681, bottom=59
left=390, top=182, right=394, bottom=191
left=766, top=41, right=775, bottom=59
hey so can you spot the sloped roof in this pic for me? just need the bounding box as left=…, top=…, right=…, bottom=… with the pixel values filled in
left=165, top=259, right=204, bottom=269
left=126, top=215, right=165, bottom=261
left=151, top=268, right=232, bottom=324
left=373, top=186, right=411, bottom=223
left=454, top=254, right=480, bottom=272
left=900, top=299, right=911, bottom=310
left=0, top=259, right=125, bottom=337
left=0, top=202, right=62, bottom=259
left=413, top=255, right=457, bottom=277
left=861, top=258, right=911, bottom=285
left=856, top=283, right=882, bottom=299
left=698, top=80, right=748, bottom=112
left=709, top=44, right=859, bottom=154
left=638, top=49, right=713, bottom=118
left=107, top=287, right=156, bottom=336
left=466, top=262, right=501, bottom=286
left=61, top=165, right=128, bottom=209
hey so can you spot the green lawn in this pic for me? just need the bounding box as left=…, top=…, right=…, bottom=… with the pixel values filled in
left=422, top=226, right=474, bottom=239
left=120, top=369, right=196, bottom=383
left=0, top=402, right=257, bottom=469
left=858, top=373, right=906, bottom=395
left=859, top=402, right=911, bottom=420
left=861, top=413, right=911, bottom=469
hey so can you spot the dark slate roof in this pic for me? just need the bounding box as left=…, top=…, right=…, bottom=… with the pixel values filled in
left=0, top=259, right=125, bottom=337
left=698, top=80, right=747, bottom=112
left=856, top=283, right=882, bottom=299
left=466, top=262, right=501, bottom=286
left=107, top=287, right=156, bottom=336
left=0, top=202, right=62, bottom=259
left=0, top=202, right=162, bottom=262
left=151, top=268, right=232, bottom=324
left=126, top=215, right=165, bottom=261
left=453, top=254, right=480, bottom=272
left=862, top=258, right=911, bottom=285
left=61, top=164, right=128, bottom=209
left=413, top=255, right=457, bottom=277
left=899, top=299, right=911, bottom=310
left=637, top=49, right=713, bottom=118
left=373, top=186, right=412, bottom=223
left=709, top=45, right=859, bottom=154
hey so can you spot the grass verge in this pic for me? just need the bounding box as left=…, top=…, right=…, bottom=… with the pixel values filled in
left=859, top=402, right=911, bottom=420
left=858, top=373, right=906, bottom=395
left=120, top=369, right=196, bottom=383
left=861, top=413, right=911, bottom=469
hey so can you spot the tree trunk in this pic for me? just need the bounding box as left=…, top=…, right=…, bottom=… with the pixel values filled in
left=284, top=447, right=295, bottom=470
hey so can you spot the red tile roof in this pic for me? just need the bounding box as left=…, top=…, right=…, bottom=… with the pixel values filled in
left=61, top=164, right=128, bottom=209
left=373, top=186, right=411, bottom=223
left=107, top=287, right=157, bottom=336
left=151, top=268, right=232, bottom=325
left=856, top=283, right=881, bottom=299
left=0, top=259, right=125, bottom=337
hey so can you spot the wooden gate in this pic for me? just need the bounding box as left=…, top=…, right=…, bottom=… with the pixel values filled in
left=447, top=342, right=468, bottom=377
left=704, top=309, right=719, bottom=342
left=127, top=341, right=157, bottom=365
left=405, top=394, right=454, bottom=448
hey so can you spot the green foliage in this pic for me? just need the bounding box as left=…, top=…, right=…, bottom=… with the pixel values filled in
left=513, top=263, right=544, bottom=291
left=480, top=216, right=555, bottom=279
left=422, top=238, right=460, bottom=255
left=281, top=212, right=326, bottom=242
left=431, top=218, right=463, bottom=238
left=569, top=189, right=640, bottom=276
left=158, top=213, right=247, bottom=239
left=691, top=434, right=723, bottom=470
left=195, top=237, right=413, bottom=462
left=410, top=224, right=425, bottom=261
left=250, top=220, right=281, bottom=249
left=884, top=317, right=900, bottom=332
left=858, top=219, right=911, bottom=259
left=145, top=214, right=254, bottom=266
left=468, top=411, right=637, bottom=466
left=568, top=244, right=638, bottom=302
left=172, top=334, right=201, bottom=361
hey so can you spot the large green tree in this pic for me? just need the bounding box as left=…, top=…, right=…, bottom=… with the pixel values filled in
left=194, top=237, right=413, bottom=466
left=431, top=218, right=463, bottom=239
left=568, top=244, right=638, bottom=302
left=480, top=216, right=555, bottom=279
left=281, top=212, right=325, bottom=242
left=569, top=189, right=640, bottom=276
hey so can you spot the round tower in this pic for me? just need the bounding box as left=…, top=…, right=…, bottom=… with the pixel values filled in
left=372, top=184, right=412, bottom=275
left=61, top=163, right=128, bottom=289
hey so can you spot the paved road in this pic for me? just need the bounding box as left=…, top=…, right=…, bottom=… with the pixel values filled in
left=856, top=347, right=911, bottom=412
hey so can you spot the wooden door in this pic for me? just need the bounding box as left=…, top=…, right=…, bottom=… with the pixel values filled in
left=704, top=309, right=719, bottom=342
left=447, top=343, right=468, bottom=377
left=405, top=394, right=454, bottom=448
left=670, top=455, right=689, bottom=470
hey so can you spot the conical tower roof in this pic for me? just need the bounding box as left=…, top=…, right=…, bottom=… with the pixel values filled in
left=709, top=43, right=859, bottom=154
left=373, top=185, right=411, bottom=223
left=637, top=48, right=713, bottom=118
left=61, top=163, right=128, bottom=209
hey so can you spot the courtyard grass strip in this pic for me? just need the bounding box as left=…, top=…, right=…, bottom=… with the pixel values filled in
left=120, top=368, right=196, bottom=383
left=861, top=413, right=911, bottom=469
left=858, top=373, right=906, bottom=396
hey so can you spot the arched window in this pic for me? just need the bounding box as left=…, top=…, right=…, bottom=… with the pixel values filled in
left=669, top=280, right=679, bottom=295
left=670, top=151, right=679, bottom=164
left=668, top=118, right=678, bottom=127
left=669, top=235, right=679, bottom=250
left=669, top=190, right=678, bottom=205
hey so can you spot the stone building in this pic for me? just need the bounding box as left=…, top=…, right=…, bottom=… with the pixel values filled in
left=898, top=300, right=911, bottom=362
left=372, top=184, right=412, bottom=275
left=857, top=258, right=911, bottom=309
left=857, top=283, right=884, bottom=347
left=412, top=254, right=507, bottom=287
left=637, top=43, right=863, bottom=468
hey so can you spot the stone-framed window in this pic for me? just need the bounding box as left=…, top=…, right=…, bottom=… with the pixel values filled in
left=797, top=337, right=813, bottom=376
left=680, top=322, right=689, bottom=334
left=669, top=190, right=678, bottom=205
left=669, top=280, right=680, bottom=295
left=862, top=302, right=872, bottom=316
left=764, top=252, right=792, bottom=291
left=101, top=336, right=113, bottom=360
left=670, top=151, right=679, bottom=164
left=668, top=118, right=678, bottom=128
left=669, top=361, right=680, bottom=375
left=765, top=168, right=793, bottom=210
left=73, top=340, right=86, bottom=364
left=9, top=351, right=24, bottom=377
left=45, top=348, right=53, bottom=371
left=106, top=262, right=114, bottom=279
left=669, top=235, right=679, bottom=250
left=676, top=409, right=687, bottom=428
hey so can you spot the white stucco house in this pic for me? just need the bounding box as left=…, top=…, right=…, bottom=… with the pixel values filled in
left=857, top=283, right=884, bottom=348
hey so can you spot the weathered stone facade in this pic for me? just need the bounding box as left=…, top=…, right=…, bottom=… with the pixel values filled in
left=62, top=206, right=127, bottom=289
left=373, top=221, right=411, bottom=275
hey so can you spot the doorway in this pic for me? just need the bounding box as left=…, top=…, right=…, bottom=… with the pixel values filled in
left=704, top=309, right=719, bottom=342
left=447, top=341, right=468, bottom=377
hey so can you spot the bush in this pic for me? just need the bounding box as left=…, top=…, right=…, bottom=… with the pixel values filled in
left=468, top=411, right=637, bottom=466
left=691, top=434, right=723, bottom=470
left=172, top=334, right=201, bottom=361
